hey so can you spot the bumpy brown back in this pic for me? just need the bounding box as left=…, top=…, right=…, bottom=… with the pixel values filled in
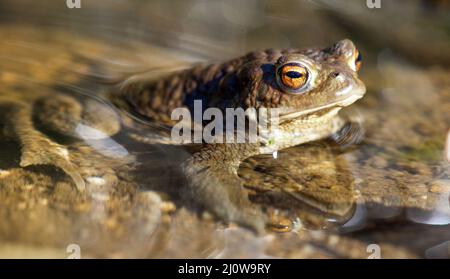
left=115, top=48, right=303, bottom=125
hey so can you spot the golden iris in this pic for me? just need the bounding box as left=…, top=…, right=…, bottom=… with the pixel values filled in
left=355, top=50, right=362, bottom=71
left=278, top=64, right=308, bottom=91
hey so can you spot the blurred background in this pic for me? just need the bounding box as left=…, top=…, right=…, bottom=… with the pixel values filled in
left=1, top=0, right=449, bottom=65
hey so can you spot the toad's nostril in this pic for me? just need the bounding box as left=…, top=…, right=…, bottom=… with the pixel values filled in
left=331, top=72, right=340, bottom=78
left=332, top=72, right=347, bottom=83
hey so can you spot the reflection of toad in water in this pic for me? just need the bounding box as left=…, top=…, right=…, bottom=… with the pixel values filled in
left=239, top=141, right=357, bottom=232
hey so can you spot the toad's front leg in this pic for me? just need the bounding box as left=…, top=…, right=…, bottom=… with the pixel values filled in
left=182, top=143, right=266, bottom=234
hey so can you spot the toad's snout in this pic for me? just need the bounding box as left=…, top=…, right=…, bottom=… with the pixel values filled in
left=333, top=71, right=366, bottom=101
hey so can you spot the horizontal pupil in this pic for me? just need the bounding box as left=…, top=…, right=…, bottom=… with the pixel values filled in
left=285, top=71, right=303, bottom=79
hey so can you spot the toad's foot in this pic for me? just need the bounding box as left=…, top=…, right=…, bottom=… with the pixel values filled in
left=330, top=115, right=365, bottom=148
left=6, top=102, right=86, bottom=191
left=182, top=143, right=266, bottom=234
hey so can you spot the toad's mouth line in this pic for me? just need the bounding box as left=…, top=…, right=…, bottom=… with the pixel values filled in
left=277, top=92, right=365, bottom=121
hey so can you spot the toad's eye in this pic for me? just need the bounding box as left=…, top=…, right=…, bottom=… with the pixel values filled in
left=355, top=50, right=362, bottom=71
left=276, top=63, right=309, bottom=93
